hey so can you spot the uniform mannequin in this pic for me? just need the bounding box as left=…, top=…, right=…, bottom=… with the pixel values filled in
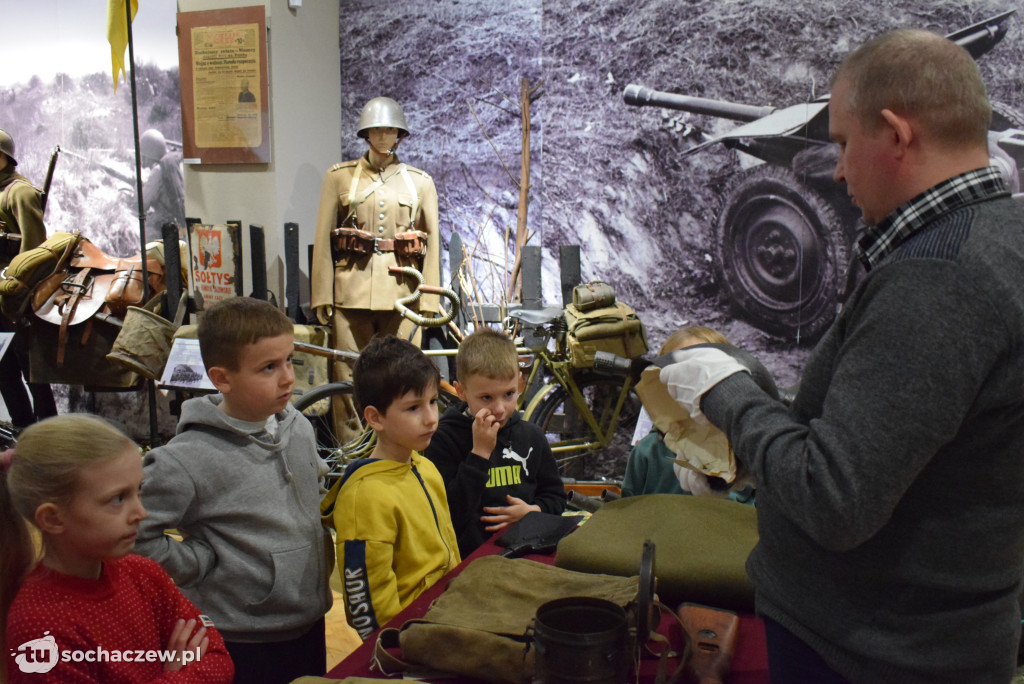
left=311, top=97, right=440, bottom=439
left=0, top=128, right=57, bottom=428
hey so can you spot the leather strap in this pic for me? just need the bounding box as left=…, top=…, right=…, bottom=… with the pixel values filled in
left=346, top=163, right=362, bottom=208
left=650, top=599, right=690, bottom=684
left=57, top=268, right=92, bottom=366
left=341, top=162, right=413, bottom=228
left=398, top=165, right=418, bottom=226
left=371, top=627, right=415, bottom=676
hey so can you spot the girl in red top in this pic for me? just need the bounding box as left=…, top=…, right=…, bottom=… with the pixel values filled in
left=1, top=414, right=234, bottom=683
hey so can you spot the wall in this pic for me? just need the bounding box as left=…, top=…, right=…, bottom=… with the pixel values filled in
left=177, top=0, right=341, bottom=306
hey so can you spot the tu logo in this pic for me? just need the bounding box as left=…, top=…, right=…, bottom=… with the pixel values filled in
left=11, top=632, right=58, bottom=673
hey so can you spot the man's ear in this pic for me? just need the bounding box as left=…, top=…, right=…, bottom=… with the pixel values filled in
left=364, top=405, right=384, bottom=431
left=34, top=502, right=65, bottom=535
left=207, top=366, right=231, bottom=394
left=880, top=108, right=914, bottom=158
left=452, top=381, right=467, bottom=401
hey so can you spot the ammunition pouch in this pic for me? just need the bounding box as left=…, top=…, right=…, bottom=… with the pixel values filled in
left=330, top=227, right=428, bottom=260
left=330, top=226, right=375, bottom=257
left=394, top=230, right=429, bottom=258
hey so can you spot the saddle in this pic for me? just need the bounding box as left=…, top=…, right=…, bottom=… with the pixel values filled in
left=30, top=236, right=166, bottom=370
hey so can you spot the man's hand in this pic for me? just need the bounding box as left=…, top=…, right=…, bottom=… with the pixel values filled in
left=471, top=407, right=500, bottom=460
left=163, top=618, right=209, bottom=672
left=659, top=346, right=750, bottom=422
left=481, top=495, right=540, bottom=532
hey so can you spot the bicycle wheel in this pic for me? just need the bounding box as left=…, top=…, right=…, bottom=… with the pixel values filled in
left=292, top=382, right=373, bottom=477
left=525, top=373, right=643, bottom=481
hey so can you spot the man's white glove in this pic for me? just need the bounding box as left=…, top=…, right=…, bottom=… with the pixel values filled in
left=673, top=461, right=758, bottom=499
left=673, top=462, right=716, bottom=496
left=658, top=346, right=750, bottom=422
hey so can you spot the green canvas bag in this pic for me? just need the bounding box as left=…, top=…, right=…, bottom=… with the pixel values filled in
left=555, top=494, right=759, bottom=612
left=0, top=231, right=79, bottom=320
left=373, top=555, right=645, bottom=684
left=564, top=300, right=649, bottom=368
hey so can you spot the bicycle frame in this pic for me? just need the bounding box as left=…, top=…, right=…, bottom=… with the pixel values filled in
left=521, top=349, right=638, bottom=455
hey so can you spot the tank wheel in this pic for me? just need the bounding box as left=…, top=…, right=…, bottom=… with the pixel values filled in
left=715, top=164, right=849, bottom=343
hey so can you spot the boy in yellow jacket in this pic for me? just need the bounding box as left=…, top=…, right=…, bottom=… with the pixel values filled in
left=331, top=334, right=460, bottom=639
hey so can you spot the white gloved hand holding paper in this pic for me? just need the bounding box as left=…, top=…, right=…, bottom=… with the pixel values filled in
left=673, top=462, right=716, bottom=496
left=658, top=346, right=750, bottom=422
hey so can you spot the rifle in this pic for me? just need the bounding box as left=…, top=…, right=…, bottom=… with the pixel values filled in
left=61, top=148, right=134, bottom=186
left=40, top=145, right=60, bottom=217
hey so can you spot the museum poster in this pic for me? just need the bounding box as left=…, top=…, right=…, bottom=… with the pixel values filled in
left=187, top=222, right=242, bottom=310
left=177, top=6, right=270, bottom=164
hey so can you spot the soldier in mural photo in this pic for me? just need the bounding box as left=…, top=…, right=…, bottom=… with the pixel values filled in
left=139, top=128, right=185, bottom=242
left=311, top=96, right=440, bottom=440
left=658, top=29, right=1024, bottom=683
left=0, top=128, right=57, bottom=430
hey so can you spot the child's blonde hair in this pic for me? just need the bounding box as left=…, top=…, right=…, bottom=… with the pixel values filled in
left=660, top=325, right=730, bottom=355
left=0, top=414, right=137, bottom=675
left=456, top=327, right=518, bottom=382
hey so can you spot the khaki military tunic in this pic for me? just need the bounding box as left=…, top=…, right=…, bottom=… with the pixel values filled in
left=0, top=169, right=46, bottom=263
left=311, top=152, right=440, bottom=315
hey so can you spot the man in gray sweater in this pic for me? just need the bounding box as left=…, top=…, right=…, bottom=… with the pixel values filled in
left=660, top=29, right=1024, bottom=683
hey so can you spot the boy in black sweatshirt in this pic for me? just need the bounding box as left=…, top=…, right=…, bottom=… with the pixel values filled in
left=425, top=328, right=565, bottom=556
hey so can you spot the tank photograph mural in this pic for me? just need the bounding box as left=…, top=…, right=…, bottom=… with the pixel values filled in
left=624, top=9, right=1023, bottom=341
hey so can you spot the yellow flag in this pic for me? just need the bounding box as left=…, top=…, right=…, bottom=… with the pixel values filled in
left=107, top=0, right=139, bottom=92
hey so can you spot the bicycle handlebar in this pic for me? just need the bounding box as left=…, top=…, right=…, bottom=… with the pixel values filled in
left=293, top=341, right=360, bottom=363
left=388, top=266, right=461, bottom=328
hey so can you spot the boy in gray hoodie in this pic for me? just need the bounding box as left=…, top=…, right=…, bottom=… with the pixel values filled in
left=137, top=297, right=333, bottom=683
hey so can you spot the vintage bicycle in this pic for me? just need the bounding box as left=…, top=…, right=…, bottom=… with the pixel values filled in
left=292, top=266, right=646, bottom=481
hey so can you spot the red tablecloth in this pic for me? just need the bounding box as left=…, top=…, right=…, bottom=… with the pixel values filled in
left=327, top=537, right=769, bottom=683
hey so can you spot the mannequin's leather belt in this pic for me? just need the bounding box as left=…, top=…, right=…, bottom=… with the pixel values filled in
left=331, top=227, right=428, bottom=258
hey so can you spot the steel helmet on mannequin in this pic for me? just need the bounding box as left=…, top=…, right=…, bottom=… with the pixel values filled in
left=356, top=97, right=410, bottom=139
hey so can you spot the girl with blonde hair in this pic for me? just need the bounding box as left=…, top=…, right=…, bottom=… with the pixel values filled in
left=1, top=414, right=233, bottom=682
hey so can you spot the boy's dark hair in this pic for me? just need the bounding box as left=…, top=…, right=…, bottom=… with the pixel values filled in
left=197, top=297, right=294, bottom=371
left=353, top=334, right=439, bottom=414
left=456, top=327, right=518, bottom=381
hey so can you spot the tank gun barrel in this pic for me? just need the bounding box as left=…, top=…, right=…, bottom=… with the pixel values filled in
left=623, top=84, right=776, bottom=123
left=946, top=9, right=1015, bottom=59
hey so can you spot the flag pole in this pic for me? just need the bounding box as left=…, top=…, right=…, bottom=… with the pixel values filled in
left=123, top=0, right=159, bottom=447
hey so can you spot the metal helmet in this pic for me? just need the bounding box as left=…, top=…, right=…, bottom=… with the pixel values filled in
left=140, top=129, right=167, bottom=164
left=356, top=97, right=410, bottom=139
left=0, top=128, right=17, bottom=166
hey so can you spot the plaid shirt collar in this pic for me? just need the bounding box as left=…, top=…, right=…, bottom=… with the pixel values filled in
left=857, top=166, right=1008, bottom=271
